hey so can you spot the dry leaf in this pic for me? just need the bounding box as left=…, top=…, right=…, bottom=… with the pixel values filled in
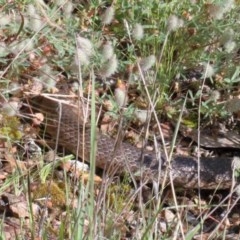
left=32, top=112, right=44, bottom=126
left=4, top=154, right=27, bottom=173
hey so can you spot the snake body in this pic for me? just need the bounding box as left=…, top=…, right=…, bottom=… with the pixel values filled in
left=28, top=96, right=235, bottom=189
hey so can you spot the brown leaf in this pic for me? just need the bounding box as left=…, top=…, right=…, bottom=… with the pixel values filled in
left=1, top=193, right=39, bottom=218
left=4, top=154, right=27, bottom=173
left=32, top=112, right=44, bottom=126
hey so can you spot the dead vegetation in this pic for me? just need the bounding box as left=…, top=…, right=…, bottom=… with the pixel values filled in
left=1, top=0, right=240, bottom=239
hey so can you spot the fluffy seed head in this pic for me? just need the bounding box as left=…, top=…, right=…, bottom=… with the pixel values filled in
left=139, top=55, right=156, bottom=71
left=10, top=38, right=35, bottom=54
left=55, top=0, right=65, bottom=6
left=28, top=15, right=44, bottom=32
left=210, top=90, right=220, bottom=102
left=99, top=54, right=118, bottom=78
left=114, top=80, right=128, bottom=107
left=224, top=40, right=236, bottom=53
left=0, top=42, right=9, bottom=57
left=167, top=15, right=184, bottom=32
left=63, top=1, right=74, bottom=17
left=38, top=65, right=56, bottom=90
left=76, top=35, right=93, bottom=57
left=220, top=29, right=236, bottom=53
left=101, top=41, right=114, bottom=60
left=2, top=101, right=19, bottom=116
left=207, top=1, right=234, bottom=20
left=32, top=77, right=44, bottom=94
left=74, top=48, right=90, bottom=66
left=27, top=4, right=37, bottom=17
left=134, top=109, right=149, bottom=123
left=207, top=4, right=225, bottom=20
left=132, top=23, right=144, bottom=40
left=8, top=83, right=22, bottom=95
left=101, top=6, right=115, bottom=25
left=74, top=35, right=93, bottom=66
left=223, top=0, right=235, bottom=12
left=202, top=63, right=215, bottom=78
left=0, top=14, right=11, bottom=26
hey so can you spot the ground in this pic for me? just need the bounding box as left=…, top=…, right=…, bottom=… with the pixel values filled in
left=0, top=0, right=240, bottom=239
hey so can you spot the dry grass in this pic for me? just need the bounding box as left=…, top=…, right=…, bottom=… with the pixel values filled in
left=0, top=0, right=240, bottom=239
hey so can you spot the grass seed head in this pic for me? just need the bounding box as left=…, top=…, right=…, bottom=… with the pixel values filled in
left=224, top=40, right=236, bottom=53
left=28, top=15, right=44, bottom=32
left=233, top=157, right=240, bottom=171
left=0, top=13, right=11, bottom=26
left=75, top=48, right=90, bottom=66
left=74, top=35, right=94, bottom=66
left=63, top=1, right=74, bottom=17
left=210, top=90, right=220, bottom=102
left=202, top=63, right=215, bottom=78
left=139, top=55, right=156, bottom=71
left=8, top=83, right=22, bottom=95
left=2, top=101, right=19, bottom=116
left=101, top=6, right=115, bottom=25
left=134, top=109, right=149, bottom=123
left=99, top=54, right=118, bottom=78
left=114, top=80, right=128, bottom=107
left=101, top=41, right=114, bottom=60
left=207, top=1, right=234, bottom=20
left=27, top=4, right=37, bottom=17
left=167, top=15, right=184, bottom=32
left=76, top=35, right=93, bottom=57
left=132, top=23, right=144, bottom=40
left=0, top=42, right=9, bottom=57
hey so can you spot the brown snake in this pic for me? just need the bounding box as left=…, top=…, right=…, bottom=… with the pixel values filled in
left=26, top=96, right=236, bottom=189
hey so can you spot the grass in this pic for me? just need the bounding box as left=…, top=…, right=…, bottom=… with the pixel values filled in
left=0, top=0, right=240, bottom=239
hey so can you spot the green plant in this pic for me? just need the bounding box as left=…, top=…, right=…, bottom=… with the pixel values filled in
left=0, top=0, right=240, bottom=239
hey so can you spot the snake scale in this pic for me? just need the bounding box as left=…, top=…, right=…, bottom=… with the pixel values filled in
left=27, top=96, right=236, bottom=189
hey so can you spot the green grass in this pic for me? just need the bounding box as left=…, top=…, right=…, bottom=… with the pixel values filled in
left=0, top=0, right=240, bottom=239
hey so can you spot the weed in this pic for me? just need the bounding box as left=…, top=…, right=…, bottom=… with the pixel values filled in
left=1, top=0, right=240, bottom=239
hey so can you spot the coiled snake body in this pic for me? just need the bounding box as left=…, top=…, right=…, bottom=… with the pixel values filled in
left=28, top=96, right=235, bottom=189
